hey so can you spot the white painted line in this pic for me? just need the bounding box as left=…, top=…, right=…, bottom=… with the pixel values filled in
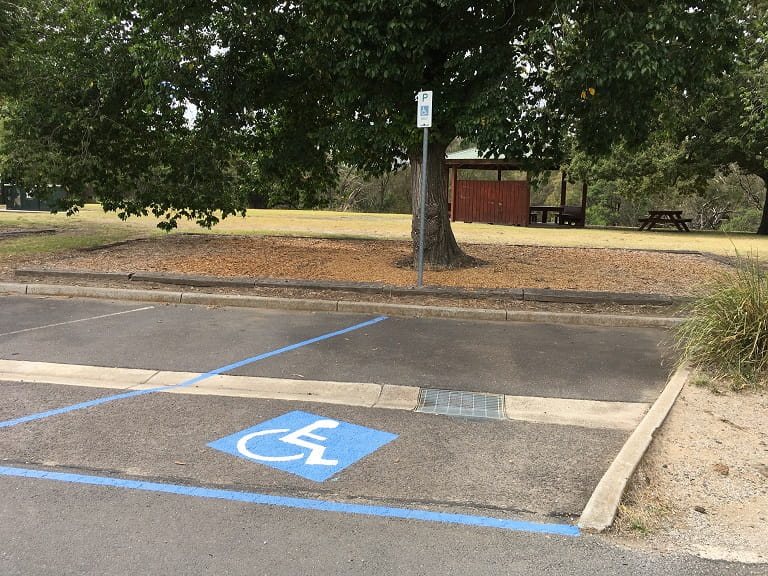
left=505, top=395, right=649, bottom=431
left=0, top=306, right=155, bottom=337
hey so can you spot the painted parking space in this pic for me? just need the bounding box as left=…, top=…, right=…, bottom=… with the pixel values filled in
left=0, top=384, right=623, bottom=526
left=0, top=296, right=671, bottom=403
left=233, top=316, right=672, bottom=402
left=3, top=296, right=761, bottom=574
left=0, top=314, right=388, bottom=429
left=0, top=295, right=391, bottom=374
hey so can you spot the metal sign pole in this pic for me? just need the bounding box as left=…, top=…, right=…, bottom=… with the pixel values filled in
left=417, top=126, right=428, bottom=287
left=415, top=90, right=432, bottom=287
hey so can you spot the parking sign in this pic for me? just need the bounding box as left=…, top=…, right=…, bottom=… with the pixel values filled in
left=417, top=90, right=433, bottom=128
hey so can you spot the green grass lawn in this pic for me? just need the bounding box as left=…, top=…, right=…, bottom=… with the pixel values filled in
left=2, top=204, right=767, bottom=262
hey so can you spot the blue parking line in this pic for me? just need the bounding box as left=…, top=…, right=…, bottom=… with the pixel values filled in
left=0, top=466, right=581, bottom=536
left=0, top=316, right=388, bottom=429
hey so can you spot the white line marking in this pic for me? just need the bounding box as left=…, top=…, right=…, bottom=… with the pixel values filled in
left=0, top=306, right=155, bottom=337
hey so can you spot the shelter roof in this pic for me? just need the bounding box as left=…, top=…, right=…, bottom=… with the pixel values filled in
left=445, top=147, right=524, bottom=171
left=445, top=147, right=560, bottom=171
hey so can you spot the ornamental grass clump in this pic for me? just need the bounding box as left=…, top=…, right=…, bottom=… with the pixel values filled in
left=676, top=254, right=768, bottom=389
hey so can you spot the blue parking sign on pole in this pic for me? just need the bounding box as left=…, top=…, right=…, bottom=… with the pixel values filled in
left=417, top=90, right=432, bottom=128
left=207, top=411, right=398, bottom=482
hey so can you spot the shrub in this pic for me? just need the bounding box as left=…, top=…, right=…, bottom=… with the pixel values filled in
left=720, top=209, right=764, bottom=233
left=676, top=254, right=768, bottom=389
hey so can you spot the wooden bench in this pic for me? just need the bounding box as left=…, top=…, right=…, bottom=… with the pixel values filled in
left=555, top=206, right=584, bottom=226
left=529, top=206, right=562, bottom=224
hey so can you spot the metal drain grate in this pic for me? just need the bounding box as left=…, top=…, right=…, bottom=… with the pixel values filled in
left=416, top=389, right=505, bottom=421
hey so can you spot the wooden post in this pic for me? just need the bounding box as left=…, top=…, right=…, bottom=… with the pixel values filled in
left=560, top=171, right=567, bottom=207
left=525, top=171, right=531, bottom=227
left=451, top=167, right=458, bottom=222
left=445, top=165, right=451, bottom=221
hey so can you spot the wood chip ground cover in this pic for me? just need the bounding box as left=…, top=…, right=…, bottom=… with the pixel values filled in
left=31, top=234, right=730, bottom=296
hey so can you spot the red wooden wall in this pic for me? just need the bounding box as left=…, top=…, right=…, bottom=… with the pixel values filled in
left=452, top=180, right=530, bottom=226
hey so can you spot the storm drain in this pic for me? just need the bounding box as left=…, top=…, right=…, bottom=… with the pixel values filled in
left=416, top=389, right=506, bottom=421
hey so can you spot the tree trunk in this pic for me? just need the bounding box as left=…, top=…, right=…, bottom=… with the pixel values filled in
left=409, top=139, right=469, bottom=268
left=757, top=172, right=768, bottom=235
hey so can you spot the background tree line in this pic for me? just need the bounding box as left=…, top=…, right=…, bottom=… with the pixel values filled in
left=1, top=1, right=763, bottom=267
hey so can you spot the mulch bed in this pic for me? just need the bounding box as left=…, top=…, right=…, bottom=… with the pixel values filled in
left=30, top=233, right=730, bottom=297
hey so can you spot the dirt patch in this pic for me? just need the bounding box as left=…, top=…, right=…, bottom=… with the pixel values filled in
left=610, top=379, right=768, bottom=564
left=0, top=226, right=56, bottom=238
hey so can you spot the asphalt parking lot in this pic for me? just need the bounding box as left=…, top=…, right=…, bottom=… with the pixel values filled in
left=3, top=293, right=729, bottom=575
left=0, top=295, right=670, bottom=399
left=0, top=294, right=673, bottom=518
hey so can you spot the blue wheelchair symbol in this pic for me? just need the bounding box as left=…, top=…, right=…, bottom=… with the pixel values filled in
left=207, top=411, right=398, bottom=482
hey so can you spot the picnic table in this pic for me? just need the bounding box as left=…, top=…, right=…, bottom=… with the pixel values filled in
left=638, top=210, right=692, bottom=232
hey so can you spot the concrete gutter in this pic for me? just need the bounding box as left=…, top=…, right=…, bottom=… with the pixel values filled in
left=0, top=281, right=684, bottom=328
left=578, top=362, right=690, bottom=532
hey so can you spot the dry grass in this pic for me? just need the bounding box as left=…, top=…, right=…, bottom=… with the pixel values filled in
left=612, top=462, right=675, bottom=536
left=2, top=204, right=768, bottom=259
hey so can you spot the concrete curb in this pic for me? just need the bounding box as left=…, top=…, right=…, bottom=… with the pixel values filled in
left=25, top=283, right=184, bottom=303
left=0, top=282, right=26, bottom=294
left=1, top=282, right=684, bottom=328
left=181, top=291, right=338, bottom=312
left=0, top=359, right=422, bottom=412
left=15, top=267, right=688, bottom=307
left=0, top=359, right=650, bottom=431
left=578, top=362, right=691, bottom=532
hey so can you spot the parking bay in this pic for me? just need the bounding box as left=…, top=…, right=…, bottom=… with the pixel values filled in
left=0, top=295, right=672, bottom=527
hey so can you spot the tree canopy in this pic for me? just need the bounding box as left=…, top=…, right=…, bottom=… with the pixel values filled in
left=567, top=0, right=768, bottom=234
left=1, top=1, right=745, bottom=253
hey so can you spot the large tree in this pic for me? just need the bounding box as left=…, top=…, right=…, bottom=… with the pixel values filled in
left=292, top=1, right=739, bottom=265
left=1, top=0, right=255, bottom=228
left=0, top=1, right=25, bottom=92
left=2, top=1, right=740, bottom=257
